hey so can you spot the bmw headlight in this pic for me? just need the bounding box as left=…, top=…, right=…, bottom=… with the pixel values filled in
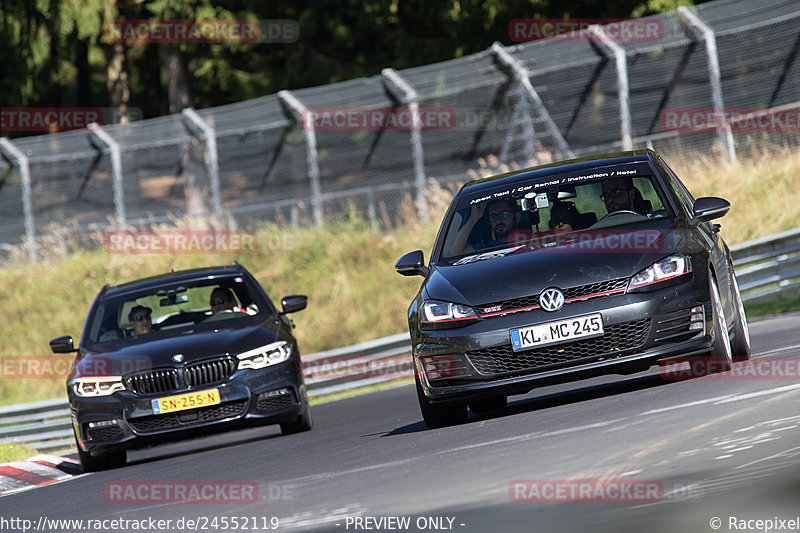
left=237, top=341, right=292, bottom=370
left=628, top=254, right=692, bottom=291
left=71, top=377, right=125, bottom=397
left=421, top=300, right=479, bottom=330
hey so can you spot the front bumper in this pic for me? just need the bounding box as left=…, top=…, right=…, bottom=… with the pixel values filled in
left=72, top=361, right=306, bottom=455
left=415, top=279, right=715, bottom=405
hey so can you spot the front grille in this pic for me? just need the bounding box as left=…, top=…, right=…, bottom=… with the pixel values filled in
left=125, top=356, right=237, bottom=395
left=478, top=277, right=629, bottom=317
left=256, top=390, right=295, bottom=412
left=127, top=400, right=247, bottom=434
left=564, top=278, right=629, bottom=301
left=86, top=425, right=124, bottom=441
left=185, top=356, right=237, bottom=387
left=466, top=318, right=651, bottom=375
left=126, top=369, right=179, bottom=395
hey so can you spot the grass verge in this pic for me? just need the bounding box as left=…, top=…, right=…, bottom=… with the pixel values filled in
left=0, top=443, right=37, bottom=463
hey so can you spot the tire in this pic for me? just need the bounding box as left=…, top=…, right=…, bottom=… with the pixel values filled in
left=708, top=276, right=733, bottom=374
left=469, top=395, right=507, bottom=414
left=76, top=441, right=126, bottom=472
left=729, top=271, right=751, bottom=361
left=416, top=374, right=467, bottom=429
left=280, top=392, right=313, bottom=435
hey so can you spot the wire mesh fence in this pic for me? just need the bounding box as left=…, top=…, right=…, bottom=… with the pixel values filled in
left=0, top=0, right=798, bottom=262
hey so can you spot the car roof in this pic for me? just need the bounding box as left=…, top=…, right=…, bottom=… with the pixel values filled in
left=457, top=149, right=656, bottom=196
left=99, top=264, right=249, bottom=298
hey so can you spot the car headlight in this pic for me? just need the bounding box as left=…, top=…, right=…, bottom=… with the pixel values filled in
left=237, top=341, right=292, bottom=369
left=71, top=377, right=125, bottom=397
left=628, top=254, right=692, bottom=291
left=420, top=300, right=479, bottom=329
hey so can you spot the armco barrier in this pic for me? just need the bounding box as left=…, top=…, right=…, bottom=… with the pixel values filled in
left=2, top=227, right=799, bottom=453
left=730, top=227, right=800, bottom=304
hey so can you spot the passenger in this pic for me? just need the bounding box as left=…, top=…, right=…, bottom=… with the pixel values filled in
left=549, top=202, right=579, bottom=233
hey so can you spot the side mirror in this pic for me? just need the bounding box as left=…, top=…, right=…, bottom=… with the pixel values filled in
left=280, top=295, right=307, bottom=314
left=395, top=250, right=429, bottom=277
left=692, top=197, right=730, bottom=223
left=50, top=335, right=77, bottom=353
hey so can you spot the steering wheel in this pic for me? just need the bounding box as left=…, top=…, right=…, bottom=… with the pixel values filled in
left=203, top=309, right=237, bottom=322
left=604, top=209, right=639, bottom=217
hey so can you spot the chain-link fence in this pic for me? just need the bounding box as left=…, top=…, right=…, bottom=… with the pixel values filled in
left=1, top=0, right=799, bottom=262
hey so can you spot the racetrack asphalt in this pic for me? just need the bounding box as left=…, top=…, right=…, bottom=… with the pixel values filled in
left=4, top=313, right=800, bottom=533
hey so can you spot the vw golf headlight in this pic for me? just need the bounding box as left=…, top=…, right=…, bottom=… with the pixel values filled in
left=628, top=254, right=692, bottom=291
left=420, top=300, right=479, bottom=330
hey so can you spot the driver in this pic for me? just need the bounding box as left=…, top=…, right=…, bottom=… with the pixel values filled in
left=601, top=177, right=636, bottom=213
left=210, top=288, right=246, bottom=314
left=128, top=305, right=152, bottom=335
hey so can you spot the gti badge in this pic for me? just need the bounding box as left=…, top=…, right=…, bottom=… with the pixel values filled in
left=540, top=287, right=565, bottom=312
left=172, top=353, right=185, bottom=363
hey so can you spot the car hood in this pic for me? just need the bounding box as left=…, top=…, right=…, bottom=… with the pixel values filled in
left=73, top=321, right=281, bottom=378
left=426, top=219, right=685, bottom=305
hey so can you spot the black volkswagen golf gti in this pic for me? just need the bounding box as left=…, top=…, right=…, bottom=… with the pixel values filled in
left=396, top=150, right=750, bottom=428
left=50, top=263, right=312, bottom=471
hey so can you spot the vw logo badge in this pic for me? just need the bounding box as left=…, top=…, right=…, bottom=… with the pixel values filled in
left=172, top=353, right=185, bottom=363
left=540, top=287, right=565, bottom=312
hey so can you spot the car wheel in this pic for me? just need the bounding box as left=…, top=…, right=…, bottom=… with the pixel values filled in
left=708, top=276, right=733, bottom=373
left=280, top=393, right=313, bottom=435
left=76, top=441, right=126, bottom=472
left=469, top=395, right=507, bottom=414
left=416, top=374, right=468, bottom=428
left=729, top=271, right=751, bottom=361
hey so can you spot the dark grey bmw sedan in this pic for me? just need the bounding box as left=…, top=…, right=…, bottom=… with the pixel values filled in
left=396, top=150, right=750, bottom=428
left=50, top=263, right=312, bottom=471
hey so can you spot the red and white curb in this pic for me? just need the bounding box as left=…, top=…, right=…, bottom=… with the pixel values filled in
left=0, top=455, right=82, bottom=497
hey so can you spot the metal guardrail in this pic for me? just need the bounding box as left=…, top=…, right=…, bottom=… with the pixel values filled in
left=0, top=399, right=74, bottom=452
left=2, top=228, right=799, bottom=454
left=731, top=227, right=800, bottom=304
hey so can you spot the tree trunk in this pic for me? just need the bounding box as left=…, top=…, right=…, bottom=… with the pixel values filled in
left=106, top=43, right=131, bottom=124
left=163, top=43, right=191, bottom=114
left=76, top=38, right=91, bottom=108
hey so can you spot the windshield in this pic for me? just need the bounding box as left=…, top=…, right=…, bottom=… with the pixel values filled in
left=86, top=275, right=270, bottom=344
left=438, top=170, right=673, bottom=263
